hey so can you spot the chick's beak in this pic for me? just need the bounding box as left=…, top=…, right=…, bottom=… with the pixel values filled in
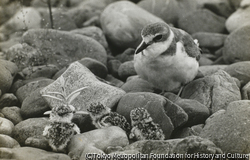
left=135, top=41, right=149, bottom=54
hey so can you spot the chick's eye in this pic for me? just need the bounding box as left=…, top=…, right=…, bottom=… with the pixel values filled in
left=153, top=35, right=163, bottom=41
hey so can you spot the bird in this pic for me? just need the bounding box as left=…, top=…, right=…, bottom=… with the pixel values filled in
left=129, top=107, right=165, bottom=141
left=43, top=104, right=80, bottom=153
left=134, top=22, right=201, bottom=95
left=87, top=102, right=131, bottom=134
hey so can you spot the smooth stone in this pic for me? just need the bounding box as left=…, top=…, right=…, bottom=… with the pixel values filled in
left=121, top=75, right=155, bottom=93
left=173, top=124, right=205, bottom=139
left=116, top=92, right=174, bottom=139
left=124, top=136, right=222, bottom=154
left=118, top=60, right=137, bottom=81
left=225, top=6, right=250, bottom=33
left=0, top=117, right=14, bottom=136
left=192, top=32, right=227, bottom=48
left=224, top=61, right=250, bottom=86
left=0, top=59, right=18, bottom=95
left=115, top=48, right=134, bottom=63
left=0, top=36, right=22, bottom=52
left=78, top=57, right=108, bottom=79
left=107, top=59, right=121, bottom=78
left=223, top=25, right=250, bottom=63
left=0, top=147, right=71, bottom=160
left=242, top=81, right=250, bottom=100
left=181, top=70, right=241, bottom=113
left=25, top=136, right=50, bottom=151
left=178, top=9, right=226, bottom=34
left=1, top=107, right=23, bottom=125
left=100, top=1, right=163, bottom=51
left=105, top=74, right=124, bottom=88
left=20, top=88, right=50, bottom=119
left=199, top=56, right=214, bottom=66
left=0, top=93, right=18, bottom=109
left=16, top=78, right=54, bottom=103
left=68, top=126, right=129, bottom=160
left=41, top=62, right=125, bottom=111
left=138, top=0, right=199, bottom=25
left=0, top=134, right=20, bottom=148
left=13, top=117, right=49, bottom=145
left=200, top=100, right=250, bottom=153
left=199, top=65, right=228, bottom=77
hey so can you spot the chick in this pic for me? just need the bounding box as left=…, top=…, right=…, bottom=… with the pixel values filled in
left=87, top=102, right=131, bottom=134
left=129, top=108, right=165, bottom=141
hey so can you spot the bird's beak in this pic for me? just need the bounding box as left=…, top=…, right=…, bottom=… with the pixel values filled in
left=135, top=41, right=149, bottom=54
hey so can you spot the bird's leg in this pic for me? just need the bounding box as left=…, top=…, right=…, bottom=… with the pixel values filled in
left=174, top=86, right=184, bottom=102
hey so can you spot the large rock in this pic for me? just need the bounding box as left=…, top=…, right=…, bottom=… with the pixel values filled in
left=13, top=118, right=49, bottom=145
left=225, top=6, right=250, bottom=33
left=0, top=147, right=71, bottom=160
left=0, top=93, right=18, bottom=109
left=118, top=61, right=137, bottom=80
left=116, top=92, right=174, bottom=139
left=100, top=1, right=163, bottom=51
left=178, top=9, right=226, bottom=34
left=0, top=134, right=20, bottom=148
left=192, top=32, right=227, bottom=48
left=0, top=117, right=14, bottom=136
left=1, top=106, right=23, bottom=125
left=41, top=62, right=125, bottom=111
left=181, top=70, right=241, bottom=113
left=223, top=25, right=250, bottom=63
left=68, top=126, right=129, bottom=160
left=200, top=100, right=250, bottom=153
left=0, top=59, right=18, bottom=95
left=138, top=0, right=199, bottom=26
left=199, top=65, right=228, bottom=77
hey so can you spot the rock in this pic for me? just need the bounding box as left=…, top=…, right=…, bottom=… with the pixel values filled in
left=241, top=0, right=250, bottom=7
left=68, top=126, right=129, bottom=160
left=242, top=81, right=250, bottom=100
left=121, top=75, right=155, bottom=93
left=70, top=26, right=108, bottom=50
left=181, top=70, right=241, bottom=113
left=0, top=93, right=19, bottom=109
left=100, top=1, right=163, bottom=51
left=225, top=6, right=250, bottom=33
left=0, top=59, right=18, bottom=95
left=0, top=147, right=71, bottom=160
left=0, top=7, right=41, bottom=36
left=78, top=57, right=108, bottom=79
left=13, top=117, right=49, bottom=145
left=25, top=136, right=49, bottom=151
left=105, top=75, right=124, bottom=88
left=21, top=88, right=50, bottom=119
left=0, top=36, right=22, bottom=52
left=0, top=134, right=20, bottom=148
left=1, top=107, right=23, bottom=125
left=228, top=0, right=242, bottom=10
left=21, top=65, right=59, bottom=80
left=200, top=100, right=250, bottom=153
left=107, top=59, right=121, bottom=78
left=178, top=9, right=226, bottom=34
left=123, top=136, right=222, bottom=154
left=118, top=61, right=137, bottom=80
left=0, top=117, right=14, bottom=136
left=138, top=0, right=199, bottom=26
left=16, top=78, right=53, bottom=103
left=115, top=48, right=134, bottom=63
left=21, top=28, right=107, bottom=68
left=199, top=65, right=228, bottom=76
left=224, top=61, right=250, bottom=86
left=192, top=32, right=227, bottom=48
left=175, top=99, right=210, bottom=127
left=199, top=56, right=214, bottom=66
left=116, top=92, right=174, bottom=139
left=41, top=62, right=125, bottom=111
left=223, top=25, right=250, bottom=63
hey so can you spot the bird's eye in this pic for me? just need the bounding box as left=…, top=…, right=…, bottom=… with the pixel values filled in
left=153, top=35, right=163, bottom=41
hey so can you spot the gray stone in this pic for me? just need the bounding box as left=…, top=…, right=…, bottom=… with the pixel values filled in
left=107, top=59, right=121, bottom=78
left=199, top=56, right=214, bottom=66
left=0, top=134, right=20, bottom=148
left=192, top=32, right=227, bottom=48
left=116, top=92, right=174, bottom=139
left=118, top=61, right=137, bottom=81
left=178, top=9, right=226, bottom=34
left=1, top=107, right=23, bottom=125
left=199, top=65, right=228, bottom=77
left=100, top=1, right=163, bottom=51
left=0, top=117, right=14, bottom=136
left=25, top=136, right=50, bottom=151
left=13, top=117, right=49, bottom=145
left=0, top=93, right=18, bottom=109
left=115, top=48, right=134, bottom=63
left=68, top=126, right=129, bottom=160
left=223, top=25, right=250, bottom=63
left=200, top=100, right=250, bottom=153
left=41, top=62, right=125, bottom=111
left=242, top=81, right=250, bottom=100
left=181, top=70, right=241, bottom=113
left=105, top=74, right=124, bottom=88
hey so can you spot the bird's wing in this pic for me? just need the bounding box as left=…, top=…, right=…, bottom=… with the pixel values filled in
left=171, top=27, right=201, bottom=61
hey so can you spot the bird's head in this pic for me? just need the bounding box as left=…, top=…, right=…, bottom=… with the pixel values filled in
left=87, top=102, right=110, bottom=118
left=135, top=22, right=173, bottom=57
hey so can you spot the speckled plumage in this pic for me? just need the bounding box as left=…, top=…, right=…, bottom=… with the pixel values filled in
left=129, top=108, right=165, bottom=140
left=87, top=103, right=131, bottom=133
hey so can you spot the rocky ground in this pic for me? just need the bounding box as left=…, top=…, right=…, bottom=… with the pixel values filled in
left=0, top=0, right=250, bottom=160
